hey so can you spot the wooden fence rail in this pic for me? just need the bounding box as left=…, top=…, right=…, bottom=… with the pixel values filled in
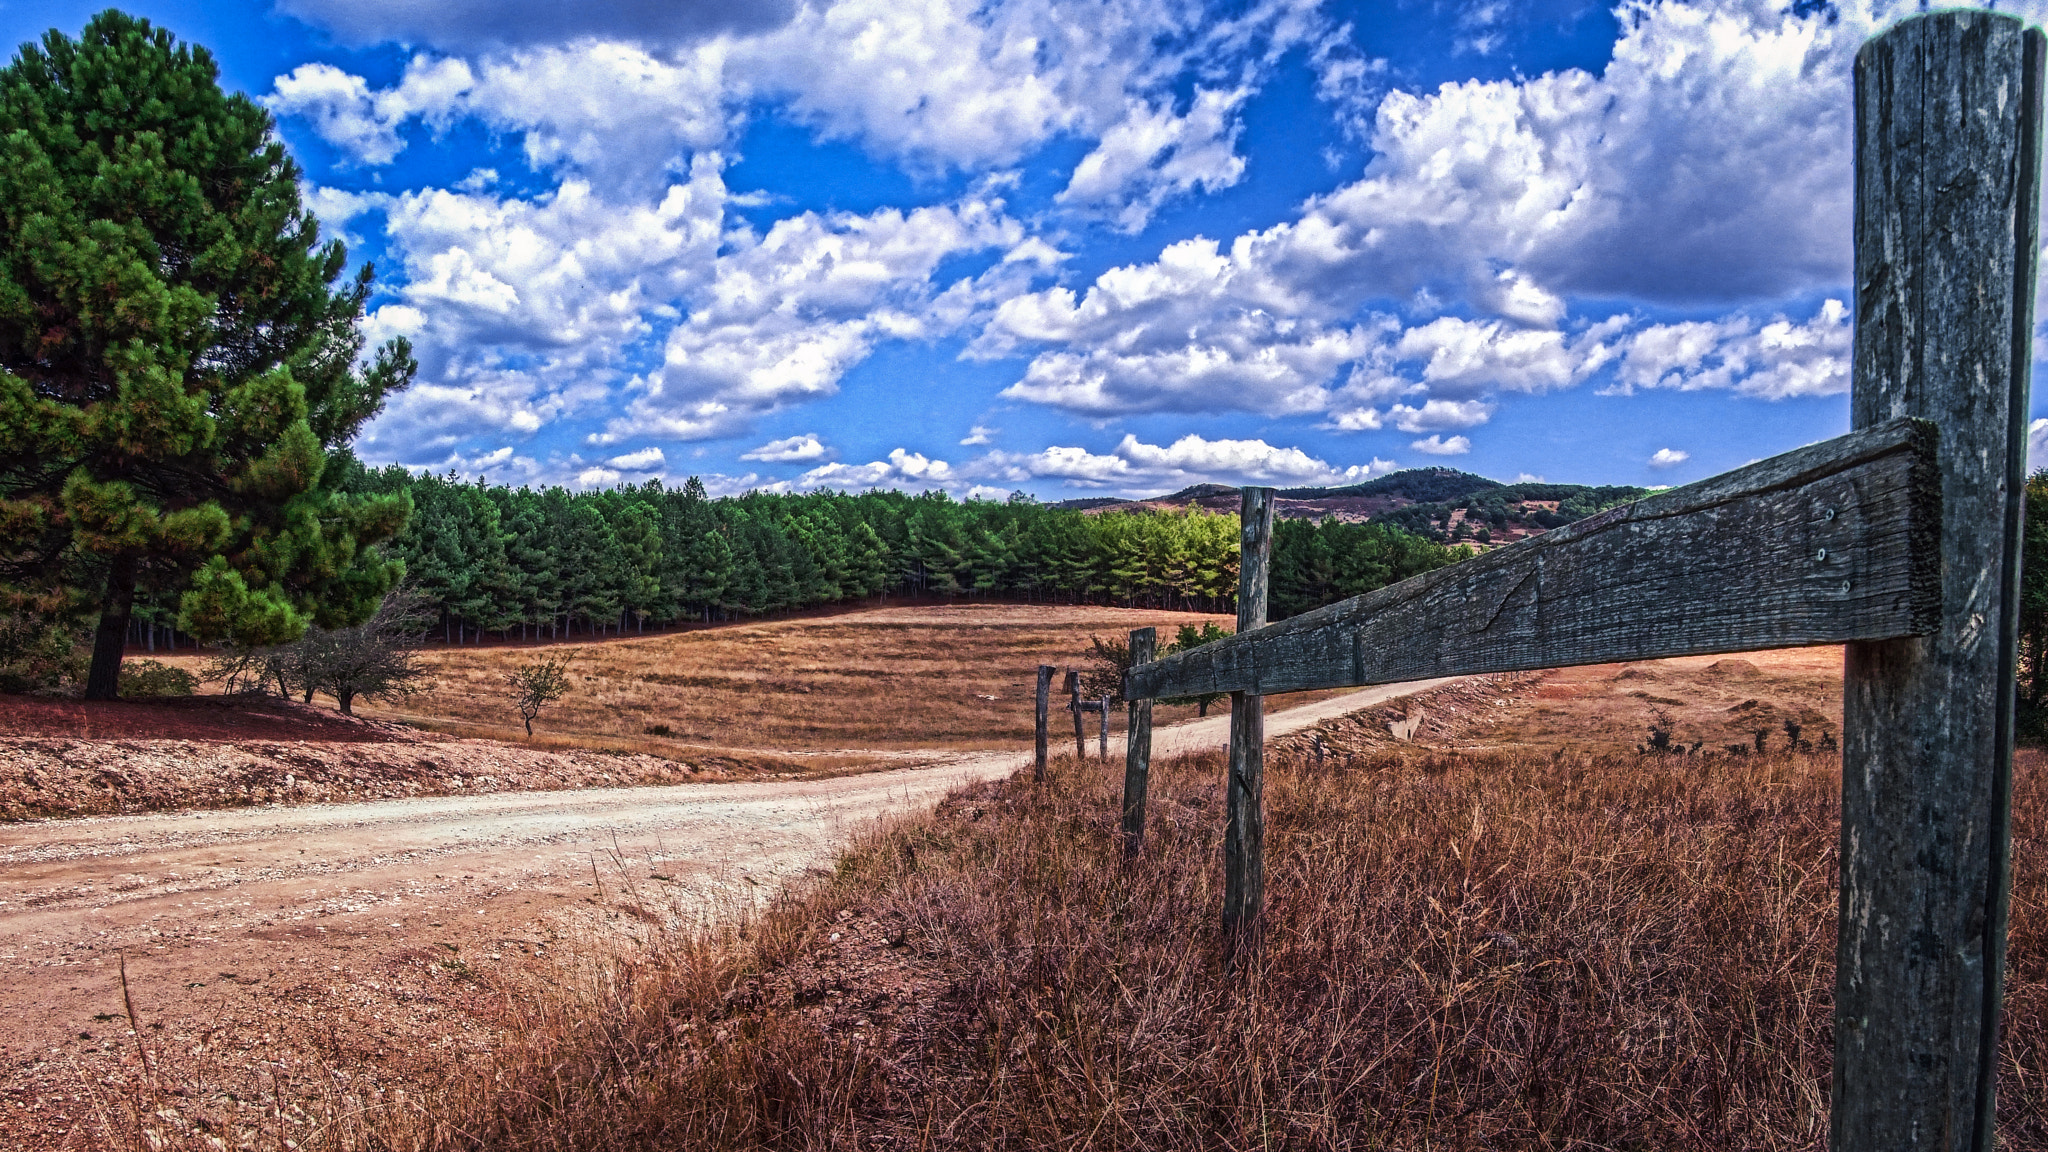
left=1118, top=13, right=2039, bottom=1148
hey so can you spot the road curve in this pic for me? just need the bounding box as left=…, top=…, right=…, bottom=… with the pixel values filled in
left=0, top=678, right=1445, bottom=1059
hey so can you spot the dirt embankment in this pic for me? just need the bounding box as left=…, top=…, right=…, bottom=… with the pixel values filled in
left=0, top=696, right=738, bottom=822
left=1272, top=648, right=1846, bottom=763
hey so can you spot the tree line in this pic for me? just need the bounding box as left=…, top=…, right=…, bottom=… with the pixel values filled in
left=257, top=462, right=1469, bottom=644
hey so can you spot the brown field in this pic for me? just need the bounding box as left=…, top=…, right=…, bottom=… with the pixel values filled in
left=140, top=603, right=1297, bottom=768
left=82, top=644, right=2048, bottom=1151
left=374, top=603, right=1240, bottom=756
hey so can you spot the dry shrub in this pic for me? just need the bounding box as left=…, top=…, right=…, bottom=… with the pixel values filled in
left=275, top=746, right=2040, bottom=1151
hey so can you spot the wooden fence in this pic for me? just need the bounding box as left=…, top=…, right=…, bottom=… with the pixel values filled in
left=1033, top=665, right=1112, bottom=773
left=1119, top=12, right=2040, bottom=1148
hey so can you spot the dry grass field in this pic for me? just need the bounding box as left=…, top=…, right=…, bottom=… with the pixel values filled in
left=92, top=647, right=2048, bottom=1151
left=364, top=604, right=1255, bottom=763
left=130, top=741, right=2048, bottom=1151
left=138, top=602, right=1257, bottom=773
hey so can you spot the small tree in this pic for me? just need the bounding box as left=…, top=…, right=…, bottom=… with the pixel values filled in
left=1079, top=632, right=1132, bottom=700
left=294, top=588, right=434, bottom=714
left=508, top=657, right=570, bottom=736
left=1163, top=622, right=1232, bottom=717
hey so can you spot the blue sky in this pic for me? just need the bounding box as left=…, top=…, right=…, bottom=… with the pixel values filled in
left=3, top=0, right=2039, bottom=498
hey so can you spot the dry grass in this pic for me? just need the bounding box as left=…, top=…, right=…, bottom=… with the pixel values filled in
left=121, top=741, right=2046, bottom=1150
left=360, top=604, right=1243, bottom=759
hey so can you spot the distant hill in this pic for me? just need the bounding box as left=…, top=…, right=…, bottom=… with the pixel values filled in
left=1052, top=467, right=1648, bottom=546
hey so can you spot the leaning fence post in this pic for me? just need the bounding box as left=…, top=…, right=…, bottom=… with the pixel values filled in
left=1122, top=627, right=1156, bottom=860
left=1841, top=13, right=2041, bottom=1149
left=1223, top=487, right=1275, bottom=961
left=1035, top=664, right=1053, bottom=783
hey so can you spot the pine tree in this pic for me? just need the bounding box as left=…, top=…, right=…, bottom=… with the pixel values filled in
left=0, top=12, right=414, bottom=696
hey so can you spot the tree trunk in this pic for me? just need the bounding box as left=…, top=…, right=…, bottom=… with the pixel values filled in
left=83, top=558, right=137, bottom=700
left=337, top=689, right=354, bottom=716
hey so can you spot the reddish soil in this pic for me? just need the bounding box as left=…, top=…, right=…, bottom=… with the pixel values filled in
left=0, top=695, right=413, bottom=743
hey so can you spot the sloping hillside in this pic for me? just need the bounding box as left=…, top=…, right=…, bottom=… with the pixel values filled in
left=1055, top=468, right=1648, bottom=545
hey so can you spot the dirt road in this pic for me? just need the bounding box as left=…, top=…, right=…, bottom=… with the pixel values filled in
left=0, top=677, right=1449, bottom=1083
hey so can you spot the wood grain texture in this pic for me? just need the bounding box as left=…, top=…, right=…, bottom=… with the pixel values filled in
left=1839, top=14, right=2042, bottom=1150
left=1129, top=418, right=1939, bottom=702
left=1121, top=628, right=1155, bottom=861
left=1223, top=488, right=1274, bottom=959
left=1034, top=664, right=1052, bottom=783
left=1065, top=669, right=1086, bottom=761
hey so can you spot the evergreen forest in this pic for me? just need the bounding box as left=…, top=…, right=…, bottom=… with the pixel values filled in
left=125, top=460, right=1473, bottom=648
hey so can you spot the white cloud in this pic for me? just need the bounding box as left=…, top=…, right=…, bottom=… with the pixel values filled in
left=605, top=446, right=667, bottom=470
left=981, top=2, right=1881, bottom=424
left=960, top=425, right=998, bottom=446
left=271, top=0, right=1319, bottom=201
left=1058, top=87, right=1252, bottom=232
left=741, top=433, right=831, bottom=462
left=278, top=0, right=798, bottom=50
left=607, top=196, right=1030, bottom=442
left=1410, top=434, right=1471, bottom=456
left=2032, top=419, right=2048, bottom=471
left=267, top=57, right=479, bottom=166
left=1649, top=447, right=1690, bottom=469
left=793, top=447, right=956, bottom=490
left=972, top=433, right=1397, bottom=493
left=1388, top=398, right=1495, bottom=433
left=1608, top=299, right=1851, bottom=399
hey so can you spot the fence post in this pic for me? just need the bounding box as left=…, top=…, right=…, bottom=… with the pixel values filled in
left=1062, top=669, right=1084, bottom=760
left=1223, top=486, right=1275, bottom=961
left=1841, top=13, right=2041, bottom=1149
left=1098, top=696, right=1110, bottom=758
left=1122, top=627, right=1156, bottom=860
left=1035, top=664, right=1053, bottom=783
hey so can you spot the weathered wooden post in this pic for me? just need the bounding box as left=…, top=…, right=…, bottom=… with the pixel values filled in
left=1098, top=695, right=1110, bottom=758
left=1035, top=664, right=1053, bottom=783
left=1223, top=487, right=1275, bottom=960
left=1841, top=12, right=2040, bottom=1148
left=1121, top=627, right=1156, bottom=860
left=1065, top=669, right=1086, bottom=760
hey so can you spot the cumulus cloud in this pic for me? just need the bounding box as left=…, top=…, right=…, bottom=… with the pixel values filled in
left=960, top=425, right=998, bottom=446
left=2033, top=419, right=2048, bottom=470
left=606, top=196, right=1031, bottom=442
left=268, top=56, right=478, bottom=166
left=972, top=433, right=1397, bottom=493
left=741, top=433, right=831, bottom=462
left=1058, top=88, right=1252, bottom=232
left=605, top=446, right=667, bottom=470
left=982, top=2, right=1883, bottom=425
left=1387, top=398, right=1495, bottom=433
left=1410, top=435, right=1471, bottom=456
left=278, top=0, right=798, bottom=50
left=1649, top=447, right=1691, bottom=468
left=1607, top=299, right=1852, bottom=399
left=270, top=0, right=1318, bottom=202
left=793, top=448, right=956, bottom=490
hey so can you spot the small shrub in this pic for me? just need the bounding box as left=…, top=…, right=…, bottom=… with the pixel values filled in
left=0, top=614, right=85, bottom=693
left=645, top=723, right=674, bottom=737
left=117, top=659, right=196, bottom=697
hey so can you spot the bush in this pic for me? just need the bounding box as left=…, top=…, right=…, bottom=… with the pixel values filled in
left=0, top=615, right=84, bottom=693
left=116, top=659, right=196, bottom=698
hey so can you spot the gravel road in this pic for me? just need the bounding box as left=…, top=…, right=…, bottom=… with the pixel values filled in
left=0, top=678, right=1446, bottom=1071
